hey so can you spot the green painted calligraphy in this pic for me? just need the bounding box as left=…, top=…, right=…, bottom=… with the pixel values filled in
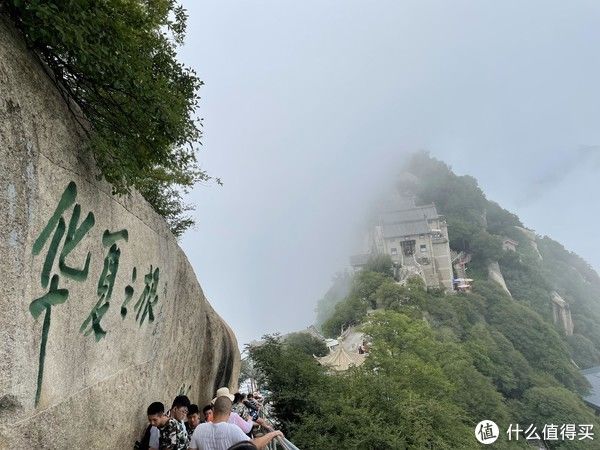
left=80, top=229, right=128, bottom=341
left=33, top=183, right=75, bottom=288
left=178, top=384, right=192, bottom=396
left=59, top=204, right=95, bottom=281
left=102, top=229, right=129, bottom=247
left=29, top=275, right=69, bottom=407
left=30, top=181, right=95, bottom=406
left=120, top=267, right=137, bottom=318
left=134, top=266, right=160, bottom=325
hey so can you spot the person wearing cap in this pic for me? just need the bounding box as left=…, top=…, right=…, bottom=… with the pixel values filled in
left=189, top=396, right=283, bottom=450
left=212, top=387, right=255, bottom=434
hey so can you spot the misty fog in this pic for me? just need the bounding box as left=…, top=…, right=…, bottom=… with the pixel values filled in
left=178, top=0, right=600, bottom=346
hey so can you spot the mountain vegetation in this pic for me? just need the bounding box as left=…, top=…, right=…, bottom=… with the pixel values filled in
left=3, top=0, right=210, bottom=236
left=250, top=153, right=600, bottom=449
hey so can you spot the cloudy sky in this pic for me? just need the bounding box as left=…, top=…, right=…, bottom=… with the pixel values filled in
left=178, top=0, right=600, bottom=347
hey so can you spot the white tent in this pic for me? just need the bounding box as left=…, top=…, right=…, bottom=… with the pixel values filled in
left=316, top=346, right=366, bottom=371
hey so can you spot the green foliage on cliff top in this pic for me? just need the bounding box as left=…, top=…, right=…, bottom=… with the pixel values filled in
left=4, top=0, right=210, bottom=236
left=284, top=331, right=329, bottom=357
left=405, top=151, right=521, bottom=265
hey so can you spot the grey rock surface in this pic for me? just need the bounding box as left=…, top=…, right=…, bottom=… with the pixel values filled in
left=488, top=261, right=512, bottom=298
left=0, top=16, right=239, bottom=449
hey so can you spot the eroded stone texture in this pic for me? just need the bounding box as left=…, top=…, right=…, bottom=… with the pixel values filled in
left=552, top=292, right=574, bottom=336
left=0, top=16, right=239, bottom=449
left=488, top=261, right=512, bottom=298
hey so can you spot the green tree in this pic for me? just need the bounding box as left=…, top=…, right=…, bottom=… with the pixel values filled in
left=474, top=282, right=588, bottom=394
left=465, top=324, right=533, bottom=398
left=352, top=270, right=391, bottom=307
left=321, top=270, right=390, bottom=337
left=321, top=294, right=368, bottom=338
left=5, top=1, right=210, bottom=235
left=471, top=230, right=504, bottom=263
left=373, top=279, right=406, bottom=309
left=567, top=334, right=600, bottom=369
left=308, top=152, right=600, bottom=448
left=517, top=386, right=599, bottom=449
left=363, top=311, right=509, bottom=424
left=238, top=357, right=257, bottom=386
left=284, top=332, right=328, bottom=357
left=485, top=200, right=522, bottom=235
left=363, top=254, right=394, bottom=277
left=251, top=315, right=486, bottom=449
left=248, top=335, right=328, bottom=434
left=315, top=272, right=352, bottom=327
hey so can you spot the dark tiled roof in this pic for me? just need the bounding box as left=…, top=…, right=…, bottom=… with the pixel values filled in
left=581, top=366, right=600, bottom=409
left=380, top=204, right=439, bottom=224
left=378, top=195, right=417, bottom=212
left=382, top=220, right=431, bottom=238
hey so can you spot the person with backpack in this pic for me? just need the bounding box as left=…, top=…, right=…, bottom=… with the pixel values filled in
left=135, top=404, right=160, bottom=450
left=243, top=394, right=259, bottom=422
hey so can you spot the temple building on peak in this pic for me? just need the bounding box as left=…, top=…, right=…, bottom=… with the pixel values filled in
left=351, top=195, right=454, bottom=291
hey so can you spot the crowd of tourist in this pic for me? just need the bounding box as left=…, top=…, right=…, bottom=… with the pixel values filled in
left=137, top=387, right=284, bottom=450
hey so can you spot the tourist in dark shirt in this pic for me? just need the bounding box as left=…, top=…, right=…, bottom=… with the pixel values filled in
left=147, top=401, right=189, bottom=450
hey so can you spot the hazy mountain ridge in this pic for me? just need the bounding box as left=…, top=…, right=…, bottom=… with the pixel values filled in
left=405, top=151, right=600, bottom=370
left=253, top=153, right=600, bottom=449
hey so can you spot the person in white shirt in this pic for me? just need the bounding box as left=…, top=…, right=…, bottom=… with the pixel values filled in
left=211, top=387, right=268, bottom=434
left=148, top=426, right=160, bottom=450
left=189, top=397, right=282, bottom=450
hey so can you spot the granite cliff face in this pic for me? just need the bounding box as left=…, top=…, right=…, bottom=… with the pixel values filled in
left=0, top=16, right=239, bottom=449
